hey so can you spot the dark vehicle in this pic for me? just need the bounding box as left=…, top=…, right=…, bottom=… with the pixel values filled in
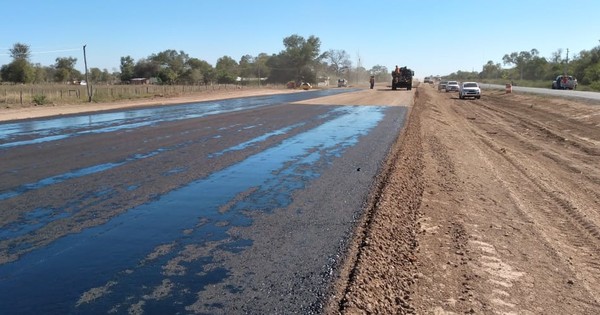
left=391, top=66, right=414, bottom=90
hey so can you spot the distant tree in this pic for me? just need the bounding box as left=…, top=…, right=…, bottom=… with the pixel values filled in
left=32, top=63, right=49, bottom=83
left=10, top=42, right=31, bottom=60
left=0, top=43, right=34, bottom=83
left=572, top=46, right=600, bottom=85
left=480, top=60, right=502, bottom=79
left=238, top=54, right=254, bottom=79
left=236, top=53, right=271, bottom=85
left=157, top=67, right=177, bottom=84
left=266, top=53, right=291, bottom=84
left=254, top=53, right=271, bottom=81
left=89, top=67, right=103, bottom=83
left=1, top=59, right=35, bottom=83
left=502, top=49, right=539, bottom=80
left=149, top=50, right=190, bottom=83
left=182, top=57, right=213, bottom=84
left=284, top=34, right=324, bottom=82
left=54, top=57, right=78, bottom=83
left=120, top=56, right=135, bottom=82
left=266, top=34, right=324, bottom=84
left=369, top=64, right=388, bottom=82
left=215, top=55, right=239, bottom=84
left=133, top=58, right=160, bottom=79
left=326, top=49, right=352, bottom=78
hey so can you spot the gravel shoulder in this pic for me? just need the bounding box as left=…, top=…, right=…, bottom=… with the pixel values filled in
left=327, top=85, right=600, bottom=314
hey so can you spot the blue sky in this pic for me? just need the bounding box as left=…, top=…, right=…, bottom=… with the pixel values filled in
left=1, top=0, right=599, bottom=79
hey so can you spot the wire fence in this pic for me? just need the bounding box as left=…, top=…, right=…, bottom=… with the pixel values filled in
left=0, top=83, right=287, bottom=106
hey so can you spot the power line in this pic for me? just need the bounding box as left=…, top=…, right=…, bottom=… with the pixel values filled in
left=0, top=48, right=80, bottom=56
left=30, top=48, right=81, bottom=54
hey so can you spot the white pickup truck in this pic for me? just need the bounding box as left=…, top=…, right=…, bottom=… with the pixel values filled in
left=552, top=75, right=578, bottom=90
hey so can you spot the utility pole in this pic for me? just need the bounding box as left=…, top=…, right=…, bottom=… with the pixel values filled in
left=83, top=44, right=92, bottom=102
left=563, top=48, right=569, bottom=76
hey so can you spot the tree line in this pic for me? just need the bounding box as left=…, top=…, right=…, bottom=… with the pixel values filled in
left=444, top=45, right=600, bottom=90
left=1, top=34, right=391, bottom=86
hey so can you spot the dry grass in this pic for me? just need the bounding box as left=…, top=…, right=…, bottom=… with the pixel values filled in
left=0, top=83, right=284, bottom=107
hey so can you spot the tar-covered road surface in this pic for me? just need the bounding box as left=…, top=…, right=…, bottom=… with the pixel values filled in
left=0, top=89, right=409, bottom=314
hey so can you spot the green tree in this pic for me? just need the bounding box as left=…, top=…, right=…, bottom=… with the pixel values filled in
left=238, top=54, right=254, bottom=79
left=502, top=49, right=539, bottom=80
left=267, top=34, right=324, bottom=84
left=284, top=34, right=323, bottom=82
left=1, top=59, right=35, bottom=83
left=10, top=42, right=31, bottom=60
left=32, top=63, right=49, bottom=83
left=236, top=54, right=270, bottom=85
left=254, top=53, right=271, bottom=81
left=54, top=57, right=78, bottom=83
left=480, top=60, right=502, bottom=79
left=149, top=50, right=190, bottom=83
left=89, top=67, right=104, bottom=83
left=183, top=57, right=213, bottom=84
left=0, top=43, right=35, bottom=83
left=134, top=58, right=160, bottom=79
left=215, top=55, right=239, bottom=84
left=572, top=46, right=600, bottom=85
left=120, top=56, right=135, bottom=82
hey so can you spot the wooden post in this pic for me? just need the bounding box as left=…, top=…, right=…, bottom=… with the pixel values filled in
left=83, top=45, right=92, bottom=102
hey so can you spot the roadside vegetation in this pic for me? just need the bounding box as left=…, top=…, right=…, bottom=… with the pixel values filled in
left=1, top=35, right=390, bottom=106
left=442, top=47, right=600, bottom=91
left=5, top=36, right=598, bottom=107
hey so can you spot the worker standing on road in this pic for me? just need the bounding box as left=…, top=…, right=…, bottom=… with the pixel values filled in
left=369, top=76, right=375, bottom=89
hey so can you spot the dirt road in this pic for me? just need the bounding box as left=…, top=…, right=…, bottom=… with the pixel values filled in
left=327, top=85, right=600, bottom=314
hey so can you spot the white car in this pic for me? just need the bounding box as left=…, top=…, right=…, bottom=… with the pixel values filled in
left=459, top=82, right=481, bottom=99
left=445, top=81, right=460, bottom=92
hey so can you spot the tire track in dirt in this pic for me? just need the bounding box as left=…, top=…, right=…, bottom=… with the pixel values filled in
left=407, top=86, right=600, bottom=314
left=450, top=92, right=600, bottom=305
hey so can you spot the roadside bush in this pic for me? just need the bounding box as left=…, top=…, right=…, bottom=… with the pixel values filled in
left=32, top=94, right=47, bottom=105
left=590, top=81, right=600, bottom=91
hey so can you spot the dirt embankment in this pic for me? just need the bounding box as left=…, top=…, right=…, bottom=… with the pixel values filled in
left=329, top=85, right=600, bottom=314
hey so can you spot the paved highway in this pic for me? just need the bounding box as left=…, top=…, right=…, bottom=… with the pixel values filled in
left=483, top=83, right=600, bottom=101
left=0, top=89, right=409, bottom=314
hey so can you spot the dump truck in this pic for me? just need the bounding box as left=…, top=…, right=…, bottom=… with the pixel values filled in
left=391, top=66, right=414, bottom=90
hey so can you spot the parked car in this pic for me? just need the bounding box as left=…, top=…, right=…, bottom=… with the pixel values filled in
left=445, top=81, right=460, bottom=92
left=552, top=75, right=577, bottom=90
left=337, top=79, right=348, bottom=87
left=438, top=81, right=448, bottom=91
left=300, top=82, right=312, bottom=90
left=459, top=82, right=481, bottom=99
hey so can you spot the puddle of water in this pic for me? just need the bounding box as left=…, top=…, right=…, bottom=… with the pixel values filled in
left=0, top=108, right=342, bottom=239
left=0, top=105, right=385, bottom=314
left=0, top=89, right=355, bottom=149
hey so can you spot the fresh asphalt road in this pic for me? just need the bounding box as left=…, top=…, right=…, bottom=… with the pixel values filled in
left=483, top=83, right=600, bottom=101
left=0, top=89, right=408, bottom=314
